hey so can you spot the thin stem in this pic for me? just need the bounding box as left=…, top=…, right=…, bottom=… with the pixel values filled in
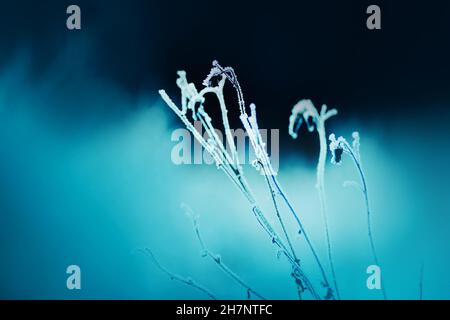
left=142, top=248, right=217, bottom=300
left=317, top=124, right=341, bottom=299
left=259, top=161, right=304, bottom=299
left=235, top=171, right=320, bottom=299
left=260, top=162, right=298, bottom=261
left=346, top=144, right=387, bottom=300
left=215, top=155, right=320, bottom=299
left=242, top=110, right=329, bottom=299
left=270, top=174, right=333, bottom=298
left=211, top=61, right=246, bottom=115
left=189, top=213, right=266, bottom=300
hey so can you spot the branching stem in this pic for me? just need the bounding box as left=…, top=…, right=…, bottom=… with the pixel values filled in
left=187, top=209, right=266, bottom=300
left=142, top=248, right=217, bottom=300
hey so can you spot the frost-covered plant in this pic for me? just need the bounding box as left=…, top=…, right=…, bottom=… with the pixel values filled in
left=159, top=60, right=333, bottom=299
left=288, top=99, right=340, bottom=299
left=329, top=132, right=387, bottom=299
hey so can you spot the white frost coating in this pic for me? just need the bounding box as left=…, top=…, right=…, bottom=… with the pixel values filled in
left=352, top=131, right=361, bottom=161
left=288, top=99, right=337, bottom=139
left=329, top=133, right=346, bottom=165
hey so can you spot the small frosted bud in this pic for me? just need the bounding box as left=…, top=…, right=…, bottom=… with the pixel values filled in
left=250, top=103, right=257, bottom=115
left=329, top=133, right=346, bottom=165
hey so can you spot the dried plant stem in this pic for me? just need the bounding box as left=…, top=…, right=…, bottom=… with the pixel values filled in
left=188, top=211, right=266, bottom=300
left=183, top=124, right=320, bottom=299
left=175, top=136, right=320, bottom=299
left=241, top=110, right=332, bottom=298
left=251, top=203, right=321, bottom=299
left=288, top=101, right=338, bottom=299
left=345, top=142, right=387, bottom=300
left=242, top=109, right=330, bottom=299
left=142, top=248, right=217, bottom=300
left=234, top=170, right=321, bottom=299
left=317, top=124, right=340, bottom=299
left=259, top=161, right=304, bottom=299
left=269, top=173, right=333, bottom=298
left=243, top=107, right=331, bottom=299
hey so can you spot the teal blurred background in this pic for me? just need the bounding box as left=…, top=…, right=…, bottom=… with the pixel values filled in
left=0, top=0, right=450, bottom=299
left=0, top=49, right=449, bottom=299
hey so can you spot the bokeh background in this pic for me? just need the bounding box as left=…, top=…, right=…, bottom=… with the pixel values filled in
left=0, top=0, right=449, bottom=299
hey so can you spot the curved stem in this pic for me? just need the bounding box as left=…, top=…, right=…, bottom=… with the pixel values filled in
left=317, top=124, right=340, bottom=299
left=346, top=144, right=387, bottom=300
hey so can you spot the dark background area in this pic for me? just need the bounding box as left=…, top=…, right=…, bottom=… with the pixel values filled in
left=0, top=0, right=449, bottom=143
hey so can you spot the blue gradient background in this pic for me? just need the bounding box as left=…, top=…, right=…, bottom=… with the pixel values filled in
left=0, top=0, right=449, bottom=299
